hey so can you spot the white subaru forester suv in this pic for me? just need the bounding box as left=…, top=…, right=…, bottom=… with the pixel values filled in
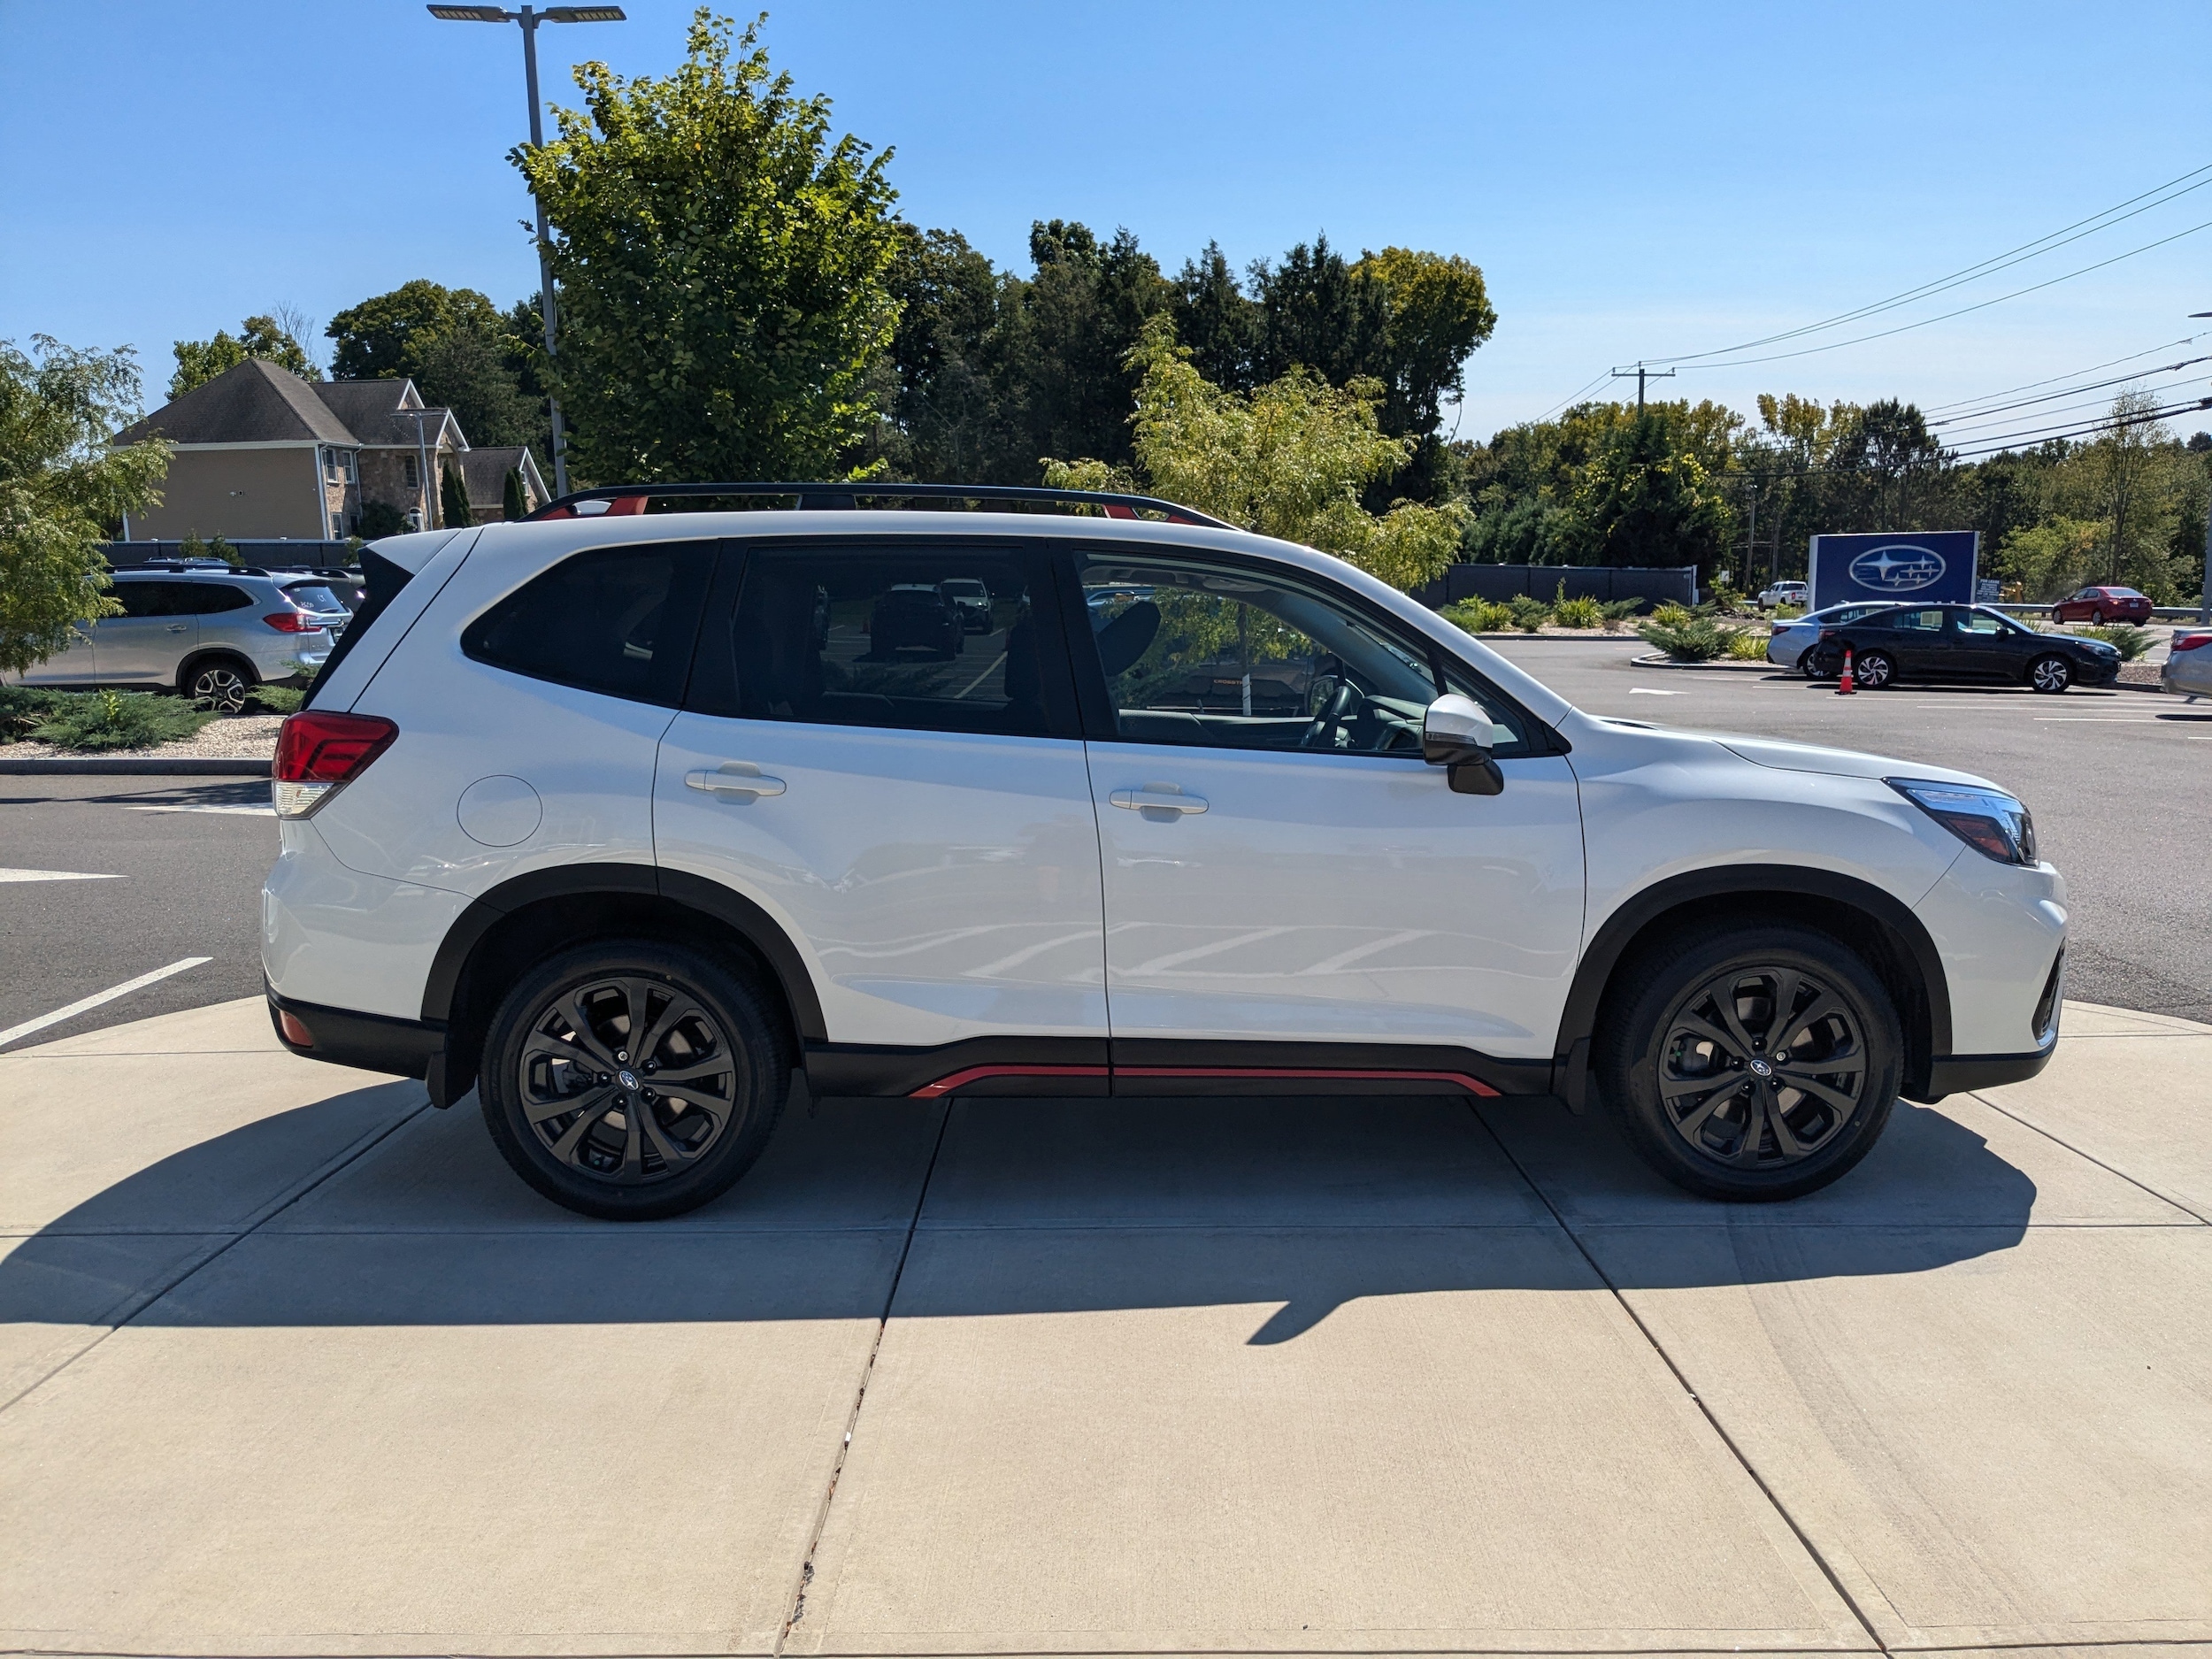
left=263, top=484, right=2066, bottom=1218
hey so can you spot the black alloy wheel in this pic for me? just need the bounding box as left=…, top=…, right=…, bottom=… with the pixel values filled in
left=2029, top=655, right=2072, bottom=694
left=1854, top=649, right=1896, bottom=689
left=186, top=658, right=253, bottom=712
left=1598, top=923, right=1901, bottom=1201
left=479, top=941, right=788, bottom=1219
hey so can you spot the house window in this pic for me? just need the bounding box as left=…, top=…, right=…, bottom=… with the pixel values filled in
left=403, top=455, right=419, bottom=489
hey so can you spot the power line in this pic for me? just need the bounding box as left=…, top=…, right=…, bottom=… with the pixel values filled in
left=1945, top=396, right=2212, bottom=458
left=1532, top=368, right=1616, bottom=424
left=1930, top=366, right=2212, bottom=433
left=1661, top=162, right=2212, bottom=365
left=1674, top=215, right=2212, bottom=371
left=1920, top=334, right=2203, bottom=414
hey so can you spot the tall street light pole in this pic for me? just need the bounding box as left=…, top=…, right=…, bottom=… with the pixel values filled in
left=426, top=4, right=626, bottom=500
left=2193, top=312, right=2212, bottom=625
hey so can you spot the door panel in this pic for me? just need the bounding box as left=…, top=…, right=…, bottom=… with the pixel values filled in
left=19, top=622, right=101, bottom=684
left=93, top=581, right=197, bottom=682
left=1088, top=743, right=1584, bottom=1054
left=656, top=718, right=1106, bottom=1045
left=657, top=539, right=1105, bottom=1050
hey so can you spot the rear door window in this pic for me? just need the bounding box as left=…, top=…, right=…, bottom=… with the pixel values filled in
left=702, top=544, right=1071, bottom=738
left=180, top=583, right=256, bottom=615
left=462, top=541, right=715, bottom=707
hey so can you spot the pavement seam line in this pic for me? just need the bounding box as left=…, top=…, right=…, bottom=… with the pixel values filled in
left=1467, top=1103, right=1894, bottom=1655
left=0, top=1094, right=434, bottom=1417
left=772, top=1100, right=954, bottom=1656
left=1967, top=1090, right=2212, bottom=1225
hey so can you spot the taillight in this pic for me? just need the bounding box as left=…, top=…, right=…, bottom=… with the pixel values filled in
left=272, top=710, right=396, bottom=818
left=2173, top=632, right=2212, bottom=653
left=263, top=611, right=319, bottom=633
left=1818, top=627, right=1838, bottom=640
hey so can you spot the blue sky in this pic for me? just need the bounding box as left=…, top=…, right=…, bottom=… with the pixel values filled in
left=4, top=0, right=2208, bottom=443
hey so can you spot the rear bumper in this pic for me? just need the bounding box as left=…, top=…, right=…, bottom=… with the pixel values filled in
left=267, top=986, right=449, bottom=1096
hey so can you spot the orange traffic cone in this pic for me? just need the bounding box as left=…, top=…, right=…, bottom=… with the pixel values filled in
left=1836, top=646, right=1856, bottom=696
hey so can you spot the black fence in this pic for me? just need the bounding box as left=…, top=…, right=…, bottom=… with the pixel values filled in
left=104, top=540, right=357, bottom=570
left=1413, top=562, right=1700, bottom=611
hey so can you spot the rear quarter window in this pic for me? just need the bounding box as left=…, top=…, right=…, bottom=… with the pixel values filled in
left=461, top=541, right=714, bottom=707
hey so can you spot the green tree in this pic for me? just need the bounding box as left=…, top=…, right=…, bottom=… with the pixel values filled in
left=0, top=338, right=169, bottom=673
left=326, top=280, right=505, bottom=382
left=412, top=320, right=545, bottom=449
left=169, top=314, right=319, bottom=398
left=502, top=467, right=529, bottom=521
left=1557, top=409, right=1734, bottom=573
left=1044, top=322, right=1463, bottom=594
left=1169, top=242, right=1262, bottom=395
left=440, top=461, right=472, bottom=530
left=514, top=10, right=902, bottom=482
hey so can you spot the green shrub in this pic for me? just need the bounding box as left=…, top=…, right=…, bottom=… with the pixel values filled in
left=1724, top=627, right=1770, bottom=660
left=1637, top=616, right=1746, bottom=662
left=1774, top=603, right=1805, bottom=620
left=1442, top=598, right=1516, bottom=634
left=2076, top=623, right=2154, bottom=661
left=1506, top=595, right=1550, bottom=632
left=1551, top=583, right=1601, bottom=629
left=27, top=688, right=216, bottom=751
left=1596, top=598, right=1644, bottom=630
left=1650, top=601, right=1693, bottom=628
left=0, top=685, right=65, bottom=743
left=248, top=683, right=305, bottom=715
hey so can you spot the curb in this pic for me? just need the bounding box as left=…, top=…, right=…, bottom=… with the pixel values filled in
left=1627, top=652, right=1780, bottom=672
left=1464, top=632, right=1647, bottom=643
left=0, top=756, right=272, bottom=775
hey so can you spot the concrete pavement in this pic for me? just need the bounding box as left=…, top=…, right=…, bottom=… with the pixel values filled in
left=1, top=997, right=2207, bottom=1655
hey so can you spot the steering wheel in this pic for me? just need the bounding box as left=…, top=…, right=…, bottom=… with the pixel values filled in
left=1302, top=676, right=1360, bottom=749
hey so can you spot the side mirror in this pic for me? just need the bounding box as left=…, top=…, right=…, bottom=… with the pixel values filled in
left=1423, top=694, right=1504, bottom=795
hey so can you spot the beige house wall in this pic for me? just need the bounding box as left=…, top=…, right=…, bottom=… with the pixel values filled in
left=135, top=447, right=326, bottom=541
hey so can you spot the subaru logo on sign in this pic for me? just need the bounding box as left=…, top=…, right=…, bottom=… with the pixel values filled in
left=1847, top=543, right=1947, bottom=593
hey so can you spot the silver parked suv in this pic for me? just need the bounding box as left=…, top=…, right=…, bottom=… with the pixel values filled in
left=4, top=564, right=346, bottom=709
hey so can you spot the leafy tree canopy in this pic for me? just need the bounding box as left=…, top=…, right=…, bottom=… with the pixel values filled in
left=1044, top=321, right=1463, bottom=593
left=515, top=8, right=902, bottom=481
left=0, top=338, right=169, bottom=673
left=326, top=280, right=504, bottom=382
left=170, top=315, right=319, bottom=399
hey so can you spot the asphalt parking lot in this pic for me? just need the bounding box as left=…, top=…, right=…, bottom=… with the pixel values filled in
left=1488, top=636, right=2212, bottom=1022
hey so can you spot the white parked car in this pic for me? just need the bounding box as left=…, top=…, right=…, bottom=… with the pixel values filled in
left=1765, top=602, right=1891, bottom=674
left=1757, top=580, right=1809, bottom=610
left=263, top=488, right=2068, bottom=1217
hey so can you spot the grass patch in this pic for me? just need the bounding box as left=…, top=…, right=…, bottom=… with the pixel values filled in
left=14, top=687, right=217, bottom=752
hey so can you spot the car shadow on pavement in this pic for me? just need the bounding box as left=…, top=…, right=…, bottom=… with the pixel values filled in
left=0, top=1087, right=2036, bottom=1343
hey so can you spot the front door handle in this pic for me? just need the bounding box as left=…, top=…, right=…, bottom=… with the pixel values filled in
left=685, top=762, right=787, bottom=799
left=165, top=625, right=188, bottom=633
left=1109, top=786, right=1207, bottom=815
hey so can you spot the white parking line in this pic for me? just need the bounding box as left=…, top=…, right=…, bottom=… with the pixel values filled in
left=124, top=803, right=274, bottom=816
left=1628, top=687, right=1684, bottom=695
left=0, top=956, right=211, bottom=1050
left=0, top=868, right=125, bottom=883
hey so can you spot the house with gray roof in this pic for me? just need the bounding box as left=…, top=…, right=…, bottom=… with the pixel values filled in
left=116, top=358, right=546, bottom=540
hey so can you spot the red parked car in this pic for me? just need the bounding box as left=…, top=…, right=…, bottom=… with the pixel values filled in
left=2050, top=585, right=2153, bottom=625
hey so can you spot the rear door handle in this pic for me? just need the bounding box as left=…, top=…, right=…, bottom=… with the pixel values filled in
left=1109, top=787, right=1207, bottom=815
left=685, top=762, right=787, bottom=799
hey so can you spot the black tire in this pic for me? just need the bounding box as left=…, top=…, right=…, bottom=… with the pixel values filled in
left=1596, top=922, right=1901, bottom=1202
left=2089, top=609, right=2105, bottom=626
left=2028, top=654, right=2072, bottom=694
left=1797, top=648, right=1824, bottom=679
left=1854, top=649, right=1896, bottom=689
left=180, top=654, right=257, bottom=712
left=478, top=939, right=790, bottom=1220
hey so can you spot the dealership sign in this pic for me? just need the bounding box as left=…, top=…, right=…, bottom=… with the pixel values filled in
left=1809, top=531, right=1979, bottom=611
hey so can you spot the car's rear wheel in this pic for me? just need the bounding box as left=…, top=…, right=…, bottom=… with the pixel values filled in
left=1597, top=923, right=1901, bottom=1201
left=2029, top=654, right=2072, bottom=693
left=479, top=940, right=789, bottom=1219
left=1854, top=649, right=1895, bottom=688
left=2089, top=609, right=2106, bottom=626
left=182, top=656, right=256, bottom=712
left=1798, top=649, right=1824, bottom=679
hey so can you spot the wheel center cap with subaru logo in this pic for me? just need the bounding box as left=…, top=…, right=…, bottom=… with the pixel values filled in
left=618, top=1070, right=639, bottom=1091
left=1847, top=543, right=1947, bottom=593
left=1749, top=1057, right=1773, bottom=1077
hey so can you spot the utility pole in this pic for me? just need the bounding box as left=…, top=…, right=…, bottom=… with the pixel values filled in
left=1609, top=361, right=1677, bottom=411
left=427, top=4, right=627, bottom=500
left=2195, top=313, right=2212, bottom=623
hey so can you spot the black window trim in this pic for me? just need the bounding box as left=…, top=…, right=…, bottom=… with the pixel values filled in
left=458, top=534, right=722, bottom=710
left=681, top=531, right=1087, bottom=742
left=1048, top=538, right=1570, bottom=759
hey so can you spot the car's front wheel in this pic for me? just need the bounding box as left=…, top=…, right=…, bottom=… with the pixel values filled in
left=2029, top=654, right=2072, bottom=694
left=1597, top=923, right=1901, bottom=1201
left=479, top=941, right=790, bottom=1219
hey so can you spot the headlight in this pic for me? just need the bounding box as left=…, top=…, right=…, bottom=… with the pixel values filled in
left=1888, top=779, right=2038, bottom=865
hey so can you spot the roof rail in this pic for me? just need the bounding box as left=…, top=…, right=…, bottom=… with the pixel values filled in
left=522, top=480, right=1233, bottom=530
